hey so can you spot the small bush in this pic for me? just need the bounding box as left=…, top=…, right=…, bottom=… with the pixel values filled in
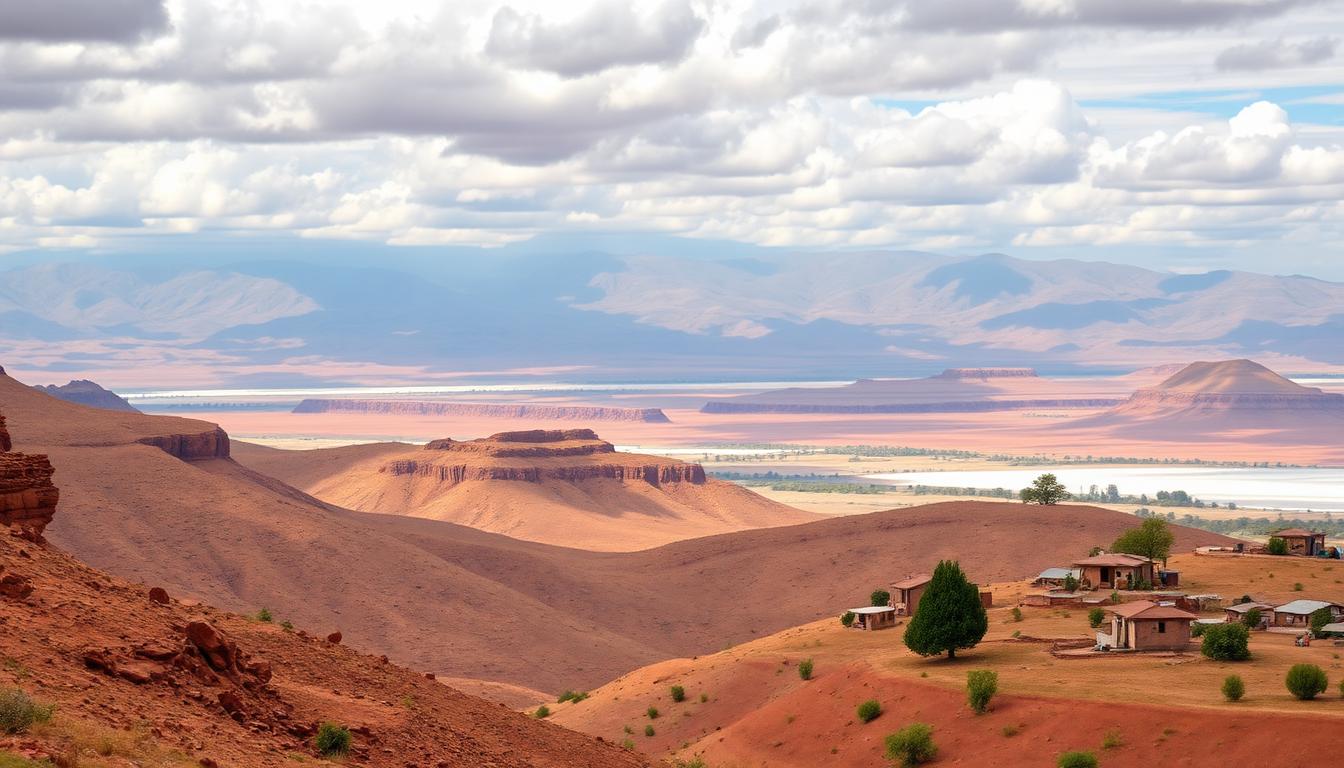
left=1001, top=724, right=1019, bottom=737
left=1087, top=607, right=1105, bottom=628
left=884, top=723, right=936, bottom=767
left=558, top=690, right=577, bottom=703
left=621, top=738, right=635, bottom=750
left=644, top=724, right=655, bottom=737
left=0, top=688, right=53, bottom=734
left=280, top=620, right=294, bottom=631
left=315, top=722, right=353, bottom=757
left=699, top=692, right=709, bottom=703
left=1110, top=590, right=1120, bottom=604
left=856, top=699, right=882, bottom=723
left=670, top=685, right=686, bottom=703
left=871, top=589, right=891, bottom=607
left=1201, top=623, right=1251, bottom=661
left=1062, top=574, right=1080, bottom=592
left=1191, top=622, right=1206, bottom=638
left=1266, top=537, right=1289, bottom=556
left=1010, top=607, right=1023, bottom=622
left=1285, top=664, right=1329, bottom=700
left=534, top=705, right=550, bottom=718
left=646, top=706, right=660, bottom=720
left=1294, top=582, right=1304, bottom=591
left=1222, top=675, right=1245, bottom=702
left=256, top=607, right=273, bottom=622
left=1339, top=678, right=1344, bottom=698
left=798, top=658, right=814, bottom=681
left=1057, top=751, right=1098, bottom=768
left=966, top=670, right=997, bottom=714
left=1101, top=729, right=1123, bottom=749
left=841, top=611, right=856, bottom=627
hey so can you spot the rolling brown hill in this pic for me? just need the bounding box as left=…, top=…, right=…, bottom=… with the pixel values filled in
left=0, top=368, right=1236, bottom=697
left=232, top=430, right=818, bottom=551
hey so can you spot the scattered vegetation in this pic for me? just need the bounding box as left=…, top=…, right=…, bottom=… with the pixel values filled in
left=856, top=700, right=883, bottom=724
left=1201, top=623, right=1251, bottom=661
left=1056, top=751, right=1099, bottom=768
left=1062, top=573, right=1080, bottom=593
left=256, top=607, right=273, bottom=623
left=670, top=685, right=686, bottom=703
left=1001, top=724, right=1019, bottom=737
left=699, top=692, right=709, bottom=703
left=1285, top=664, right=1329, bottom=701
left=644, top=724, right=655, bottom=737
left=1310, top=607, right=1334, bottom=638
left=557, top=690, right=590, bottom=704
left=621, top=738, right=635, bottom=750
left=1111, top=518, right=1174, bottom=564
left=1241, top=608, right=1263, bottom=629
left=798, top=658, right=814, bottom=680
left=841, top=611, right=856, bottom=627
left=315, top=722, right=353, bottom=757
left=1191, top=622, right=1206, bottom=638
left=1010, top=607, right=1022, bottom=622
left=884, top=723, right=936, bottom=767
left=1101, top=729, right=1123, bottom=749
left=965, top=670, right=997, bottom=714
left=871, top=589, right=892, bottom=607
left=903, top=560, right=988, bottom=660
left=533, top=705, right=550, bottom=719
left=1266, top=537, right=1289, bottom=556
left=646, top=706, right=660, bottom=720
left=1222, top=675, right=1245, bottom=702
left=1087, top=607, right=1105, bottom=628
left=0, top=688, right=53, bottom=734
left=280, top=619, right=294, bottom=631
left=1020, top=473, right=1069, bottom=505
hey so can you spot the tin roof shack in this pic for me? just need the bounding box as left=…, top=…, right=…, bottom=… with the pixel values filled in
left=1101, top=601, right=1197, bottom=651
left=1272, top=599, right=1344, bottom=628
left=848, top=605, right=897, bottom=631
left=1224, top=601, right=1273, bottom=625
left=890, top=574, right=931, bottom=616
left=1072, top=553, right=1156, bottom=590
left=1033, top=568, right=1081, bottom=587
left=1273, top=529, right=1327, bottom=556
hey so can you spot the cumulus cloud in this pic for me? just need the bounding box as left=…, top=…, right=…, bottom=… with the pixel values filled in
left=1215, top=36, right=1337, bottom=70
left=0, top=0, right=169, bottom=43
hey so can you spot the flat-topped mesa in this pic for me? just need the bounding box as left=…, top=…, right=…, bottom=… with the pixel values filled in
left=292, top=399, right=671, bottom=423
left=934, top=367, right=1039, bottom=379
left=0, top=411, right=59, bottom=536
left=136, top=427, right=231, bottom=461
left=386, top=429, right=705, bottom=488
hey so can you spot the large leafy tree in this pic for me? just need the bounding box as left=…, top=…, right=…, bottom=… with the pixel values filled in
left=1020, top=474, right=1069, bottom=505
left=1111, top=518, right=1175, bottom=565
left=903, top=560, right=988, bottom=660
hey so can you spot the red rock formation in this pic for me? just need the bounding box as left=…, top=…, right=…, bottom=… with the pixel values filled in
left=0, top=410, right=59, bottom=536
left=425, top=430, right=617, bottom=458
left=136, top=427, right=231, bottom=460
left=383, top=460, right=706, bottom=488
left=293, top=399, right=672, bottom=423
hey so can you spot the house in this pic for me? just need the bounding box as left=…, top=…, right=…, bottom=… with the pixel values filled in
left=1272, top=529, right=1328, bottom=556
left=1271, top=599, right=1344, bottom=628
left=890, top=574, right=931, bottom=615
left=847, top=605, right=897, bottom=631
left=1099, top=601, right=1197, bottom=651
left=1072, top=553, right=1156, bottom=590
left=1224, top=601, right=1273, bottom=624
left=1318, top=622, right=1344, bottom=638
left=1033, top=567, right=1081, bottom=587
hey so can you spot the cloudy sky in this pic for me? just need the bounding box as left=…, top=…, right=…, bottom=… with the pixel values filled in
left=1, top=0, right=1343, bottom=277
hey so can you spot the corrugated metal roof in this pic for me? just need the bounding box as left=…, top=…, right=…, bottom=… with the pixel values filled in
left=1274, top=599, right=1341, bottom=615
left=1036, top=568, right=1081, bottom=580
left=849, top=606, right=895, bottom=615
left=1225, top=602, right=1272, bottom=613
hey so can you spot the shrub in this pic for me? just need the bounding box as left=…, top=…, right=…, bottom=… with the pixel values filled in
left=1339, top=678, right=1344, bottom=698
left=280, top=620, right=294, bottom=631
left=1057, top=751, right=1098, bottom=768
left=871, top=589, right=892, bottom=607
left=646, top=706, right=659, bottom=719
left=1101, top=729, right=1123, bottom=749
left=315, top=722, right=353, bottom=757
left=1242, top=608, right=1262, bottom=629
left=1191, top=622, right=1206, bottom=637
left=1266, top=537, right=1289, bottom=556
left=670, top=685, right=686, bottom=703
left=621, top=738, right=635, bottom=750
left=856, top=700, right=882, bottom=723
left=1062, top=574, right=1080, bottom=593
left=1001, top=724, right=1019, bottom=737
left=798, top=658, right=814, bottom=681
left=1087, top=607, right=1105, bottom=628
left=558, top=690, right=577, bottom=703
left=1285, top=664, right=1329, bottom=700
left=1222, top=675, right=1245, bottom=702
left=841, top=611, right=856, bottom=627
left=884, top=723, right=936, bottom=767
left=534, top=705, right=550, bottom=718
left=699, top=692, right=709, bottom=703
left=1310, top=607, right=1334, bottom=638
left=1201, top=623, right=1251, bottom=661
left=1294, top=583, right=1304, bottom=592
left=256, top=607, right=273, bottom=622
left=1010, top=607, right=1022, bottom=622
left=644, top=724, right=655, bottom=737
left=0, top=688, right=53, bottom=734
left=1110, top=590, right=1120, bottom=604
left=966, top=670, right=997, bottom=714
left=903, top=560, right=988, bottom=660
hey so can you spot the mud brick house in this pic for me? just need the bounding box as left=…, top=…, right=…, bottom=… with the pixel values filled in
left=1100, top=601, right=1197, bottom=651
left=847, top=605, right=897, bottom=631
left=1272, top=528, right=1328, bottom=557
left=1224, top=601, right=1273, bottom=624
left=890, top=574, right=931, bottom=616
left=1072, top=553, right=1155, bottom=590
left=1271, top=599, right=1344, bottom=628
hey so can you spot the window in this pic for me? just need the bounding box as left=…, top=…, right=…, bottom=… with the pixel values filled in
left=1157, top=621, right=1166, bottom=633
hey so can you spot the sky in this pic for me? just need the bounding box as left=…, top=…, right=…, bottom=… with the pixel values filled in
left=1, top=0, right=1343, bottom=278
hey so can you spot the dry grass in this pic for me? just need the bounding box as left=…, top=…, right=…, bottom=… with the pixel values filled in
left=30, top=717, right=196, bottom=768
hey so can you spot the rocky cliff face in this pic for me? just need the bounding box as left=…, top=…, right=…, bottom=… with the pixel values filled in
left=293, top=399, right=671, bottom=423
left=425, top=430, right=617, bottom=458
left=0, top=411, right=59, bottom=536
left=384, top=460, right=706, bottom=487
left=136, top=427, right=231, bottom=460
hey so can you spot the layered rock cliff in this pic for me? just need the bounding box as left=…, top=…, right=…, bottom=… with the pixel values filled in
left=383, top=460, right=706, bottom=487
left=293, top=399, right=671, bottom=423
left=0, top=411, right=59, bottom=536
left=136, top=427, right=231, bottom=460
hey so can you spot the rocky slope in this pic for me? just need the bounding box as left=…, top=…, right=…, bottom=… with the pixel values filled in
left=32, top=379, right=140, bottom=412
left=295, top=398, right=672, bottom=422
left=0, top=412, right=58, bottom=537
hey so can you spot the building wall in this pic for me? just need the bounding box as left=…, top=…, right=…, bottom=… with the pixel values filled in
left=895, top=584, right=928, bottom=615
left=1080, top=563, right=1155, bottom=589
left=1130, top=618, right=1191, bottom=650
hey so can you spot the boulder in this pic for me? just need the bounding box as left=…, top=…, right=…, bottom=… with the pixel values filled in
left=147, top=586, right=170, bottom=604
left=326, top=631, right=342, bottom=644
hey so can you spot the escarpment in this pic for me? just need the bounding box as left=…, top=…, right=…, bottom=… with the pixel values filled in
left=0, top=410, right=59, bottom=536
left=294, top=398, right=671, bottom=423
left=384, top=459, right=706, bottom=487
left=136, top=426, right=232, bottom=460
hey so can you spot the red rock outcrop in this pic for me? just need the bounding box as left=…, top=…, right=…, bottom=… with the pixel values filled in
left=136, top=426, right=231, bottom=460
left=0, top=411, right=59, bottom=536
left=294, top=399, right=671, bottom=423
left=384, top=460, right=706, bottom=487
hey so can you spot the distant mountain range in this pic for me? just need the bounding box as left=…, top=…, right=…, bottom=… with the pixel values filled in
left=3, top=249, right=1341, bottom=384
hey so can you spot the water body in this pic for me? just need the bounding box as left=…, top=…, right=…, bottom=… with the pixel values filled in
left=864, top=467, right=1344, bottom=512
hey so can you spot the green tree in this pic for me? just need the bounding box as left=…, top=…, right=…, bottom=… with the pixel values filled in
left=1111, top=518, right=1175, bottom=565
left=885, top=723, right=936, bottom=767
left=903, top=560, right=989, bottom=660
left=841, top=611, right=856, bottom=627
left=1309, top=607, right=1333, bottom=638
left=1087, top=607, right=1105, bottom=628
left=1020, top=474, right=1070, bottom=505
left=1201, top=623, right=1251, bottom=661
left=871, top=589, right=892, bottom=607
left=1241, top=608, right=1263, bottom=629
left=1266, top=536, right=1289, bottom=556
left=1285, top=664, right=1328, bottom=700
